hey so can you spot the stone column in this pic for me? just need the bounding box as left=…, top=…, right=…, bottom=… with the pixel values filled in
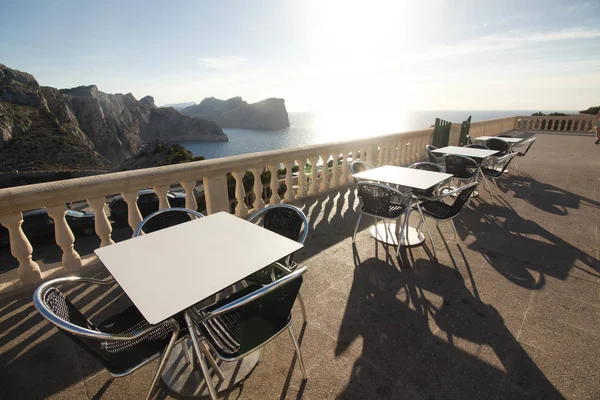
left=87, top=196, right=115, bottom=247
left=46, top=205, right=82, bottom=271
left=0, top=212, right=42, bottom=285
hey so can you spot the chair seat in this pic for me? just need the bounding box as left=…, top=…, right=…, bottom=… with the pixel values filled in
left=481, top=168, right=503, bottom=178
left=412, top=187, right=436, bottom=198
left=418, top=200, right=451, bottom=220
left=97, top=306, right=177, bottom=374
left=362, top=203, right=407, bottom=219
left=198, top=284, right=290, bottom=358
left=246, top=261, right=298, bottom=285
left=451, top=170, right=475, bottom=179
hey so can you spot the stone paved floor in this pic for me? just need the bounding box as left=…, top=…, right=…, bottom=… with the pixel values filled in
left=0, top=132, right=599, bottom=399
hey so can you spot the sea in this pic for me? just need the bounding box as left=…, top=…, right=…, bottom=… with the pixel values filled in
left=179, top=110, right=575, bottom=159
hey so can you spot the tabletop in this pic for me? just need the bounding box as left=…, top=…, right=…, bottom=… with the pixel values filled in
left=95, top=211, right=303, bottom=324
left=432, top=146, right=498, bottom=159
left=352, top=165, right=453, bottom=190
left=474, top=136, right=524, bottom=143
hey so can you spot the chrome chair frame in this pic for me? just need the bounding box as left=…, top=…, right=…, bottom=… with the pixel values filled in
left=480, top=152, right=519, bottom=196
left=33, top=277, right=180, bottom=400
left=247, top=204, right=308, bottom=322
left=511, top=137, right=537, bottom=175
left=466, top=135, right=474, bottom=144
left=350, top=160, right=374, bottom=183
left=426, top=145, right=446, bottom=171
left=190, top=266, right=309, bottom=399
left=134, top=207, right=204, bottom=236
left=353, top=181, right=413, bottom=249
left=413, top=181, right=479, bottom=254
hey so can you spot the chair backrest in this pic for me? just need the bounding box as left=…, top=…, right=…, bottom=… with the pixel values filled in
left=482, top=152, right=519, bottom=175
left=426, top=145, right=444, bottom=166
left=458, top=116, right=472, bottom=147
left=446, top=182, right=478, bottom=219
left=408, top=162, right=443, bottom=172
left=441, top=154, right=478, bottom=179
left=515, top=137, right=537, bottom=156
left=497, top=134, right=512, bottom=138
left=350, top=161, right=373, bottom=184
left=200, top=266, right=307, bottom=357
left=247, top=204, right=308, bottom=244
left=134, top=207, right=204, bottom=236
left=466, top=135, right=474, bottom=144
left=465, top=144, right=488, bottom=149
left=357, top=181, right=411, bottom=217
left=484, top=138, right=510, bottom=153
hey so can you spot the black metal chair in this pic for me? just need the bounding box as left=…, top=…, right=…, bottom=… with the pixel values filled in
left=414, top=182, right=479, bottom=250
left=191, top=266, right=309, bottom=397
left=497, top=134, right=513, bottom=138
left=426, top=145, right=445, bottom=171
left=484, top=138, right=510, bottom=157
left=511, top=137, right=536, bottom=175
left=246, top=204, right=308, bottom=321
left=465, top=143, right=489, bottom=149
left=33, top=277, right=181, bottom=400
left=350, top=161, right=373, bottom=184
left=480, top=153, right=519, bottom=196
left=353, top=181, right=412, bottom=247
left=441, top=154, right=479, bottom=183
left=134, top=207, right=204, bottom=236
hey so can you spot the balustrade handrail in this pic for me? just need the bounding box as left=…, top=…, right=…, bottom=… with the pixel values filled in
left=0, top=128, right=432, bottom=214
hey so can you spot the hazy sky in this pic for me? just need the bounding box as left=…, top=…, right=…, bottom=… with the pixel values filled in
left=1, top=0, right=599, bottom=112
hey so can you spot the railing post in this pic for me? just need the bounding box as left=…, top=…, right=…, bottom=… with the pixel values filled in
left=0, top=212, right=42, bottom=285
left=284, top=161, right=295, bottom=202
left=267, top=164, right=281, bottom=204
left=46, top=205, right=82, bottom=271
left=87, top=196, right=115, bottom=247
left=251, top=167, right=265, bottom=211
left=180, top=180, right=198, bottom=211
left=297, top=159, right=307, bottom=197
left=309, top=156, right=319, bottom=196
left=319, top=154, right=330, bottom=192
left=340, top=151, right=349, bottom=186
left=203, top=174, right=230, bottom=214
left=152, top=185, right=170, bottom=210
left=366, top=146, right=375, bottom=167
left=122, top=190, right=144, bottom=234
left=331, top=152, right=340, bottom=188
left=232, top=170, right=248, bottom=217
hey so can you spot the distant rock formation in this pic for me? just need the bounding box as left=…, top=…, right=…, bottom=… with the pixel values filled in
left=117, top=142, right=205, bottom=171
left=0, top=64, right=228, bottom=171
left=162, top=102, right=196, bottom=110
left=181, top=97, right=290, bottom=130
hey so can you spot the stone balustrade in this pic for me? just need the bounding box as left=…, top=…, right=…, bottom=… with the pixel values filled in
left=514, top=115, right=595, bottom=133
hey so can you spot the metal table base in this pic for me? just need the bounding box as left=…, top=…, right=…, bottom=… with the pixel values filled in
left=162, top=337, right=260, bottom=397
left=370, top=223, right=425, bottom=246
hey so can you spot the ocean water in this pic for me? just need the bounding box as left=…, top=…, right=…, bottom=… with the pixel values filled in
left=179, top=110, right=575, bottom=159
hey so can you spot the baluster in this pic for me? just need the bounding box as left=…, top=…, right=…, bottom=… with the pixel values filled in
left=340, top=151, right=349, bottom=186
left=399, top=141, right=408, bottom=165
left=122, top=190, right=144, bottom=234
left=297, top=159, right=307, bottom=197
left=319, top=154, right=330, bottom=192
left=181, top=180, right=198, bottom=212
left=267, top=164, right=281, bottom=204
left=231, top=171, right=248, bottom=217
left=330, top=152, right=340, bottom=189
left=366, top=146, right=375, bottom=166
left=284, top=161, right=295, bottom=202
left=0, top=213, right=42, bottom=284
left=394, top=140, right=402, bottom=165
left=563, top=120, right=569, bottom=132
left=46, top=205, right=82, bottom=271
left=309, top=156, right=319, bottom=196
left=251, top=167, right=265, bottom=211
left=153, top=185, right=170, bottom=209
left=87, top=196, right=115, bottom=247
left=377, top=144, right=385, bottom=166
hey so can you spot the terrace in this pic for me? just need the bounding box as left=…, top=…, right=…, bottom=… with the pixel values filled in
left=0, top=115, right=598, bottom=399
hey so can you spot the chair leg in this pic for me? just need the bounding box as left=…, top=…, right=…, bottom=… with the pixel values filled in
left=352, top=212, right=362, bottom=243
left=185, top=312, right=219, bottom=400
left=297, top=292, right=307, bottom=323
left=450, top=220, right=459, bottom=243
left=200, top=339, right=226, bottom=382
left=288, top=325, right=307, bottom=380
left=493, top=178, right=499, bottom=196
left=146, top=330, right=179, bottom=400
left=417, top=204, right=436, bottom=259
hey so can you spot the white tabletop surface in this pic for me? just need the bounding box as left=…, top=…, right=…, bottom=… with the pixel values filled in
left=432, top=146, right=498, bottom=158
left=95, top=212, right=303, bottom=324
left=352, top=165, right=453, bottom=190
left=474, top=136, right=524, bottom=143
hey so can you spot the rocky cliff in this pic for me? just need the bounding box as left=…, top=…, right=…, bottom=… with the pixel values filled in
left=0, top=64, right=228, bottom=172
left=181, top=97, right=290, bottom=130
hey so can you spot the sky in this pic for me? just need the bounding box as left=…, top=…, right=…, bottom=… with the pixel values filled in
left=1, top=0, right=600, bottom=113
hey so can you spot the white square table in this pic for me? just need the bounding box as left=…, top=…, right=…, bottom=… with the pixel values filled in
left=95, top=211, right=303, bottom=397
left=474, top=136, right=524, bottom=143
left=432, top=146, right=498, bottom=161
left=353, top=165, right=452, bottom=247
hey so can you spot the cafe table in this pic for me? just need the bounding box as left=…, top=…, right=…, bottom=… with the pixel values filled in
left=95, top=211, right=303, bottom=397
left=352, top=165, right=452, bottom=246
left=431, top=146, right=499, bottom=163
